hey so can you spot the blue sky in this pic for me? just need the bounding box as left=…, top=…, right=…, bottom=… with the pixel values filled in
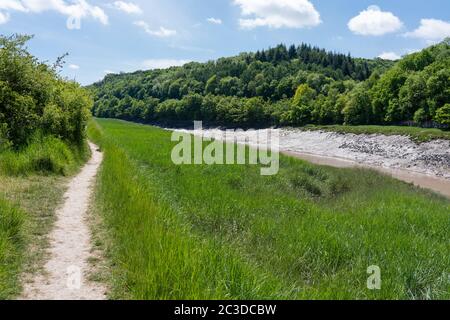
left=1, top=0, right=449, bottom=85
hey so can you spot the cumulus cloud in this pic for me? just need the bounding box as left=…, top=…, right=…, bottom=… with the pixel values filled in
left=134, top=21, right=176, bottom=37
left=0, top=0, right=108, bottom=26
left=113, top=1, right=142, bottom=14
left=68, top=64, right=80, bottom=70
left=0, top=12, right=10, bottom=24
left=233, top=0, right=321, bottom=29
left=404, top=19, right=450, bottom=42
left=0, top=0, right=26, bottom=11
left=378, top=52, right=401, bottom=60
left=348, top=5, right=403, bottom=36
left=142, top=59, right=190, bottom=70
left=207, top=17, right=222, bottom=25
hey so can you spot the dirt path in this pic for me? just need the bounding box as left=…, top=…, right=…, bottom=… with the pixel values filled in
left=20, top=142, right=106, bottom=300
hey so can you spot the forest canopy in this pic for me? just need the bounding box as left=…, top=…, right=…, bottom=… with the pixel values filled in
left=90, top=40, right=449, bottom=128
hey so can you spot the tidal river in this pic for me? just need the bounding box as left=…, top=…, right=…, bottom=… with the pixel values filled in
left=170, top=127, right=450, bottom=198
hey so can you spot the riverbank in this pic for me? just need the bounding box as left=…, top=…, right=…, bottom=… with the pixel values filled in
left=87, top=118, right=450, bottom=299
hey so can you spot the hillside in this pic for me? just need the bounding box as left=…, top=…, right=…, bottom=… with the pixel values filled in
left=90, top=40, right=449, bottom=129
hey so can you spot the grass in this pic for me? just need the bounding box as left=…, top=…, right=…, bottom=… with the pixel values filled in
left=0, top=136, right=89, bottom=299
left=0, top=134, right=89, bottom=176
left=89, top=118, right=450, bottom=300
left=302, top=125, right=450, bottom=142
left=0, top=198, right=25, bottom=299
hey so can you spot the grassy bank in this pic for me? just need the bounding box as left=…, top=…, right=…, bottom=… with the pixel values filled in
left=302, top=125, right=450, bottom=142
left=0, top=198, right=25, bottom=298
left=89, top=118, right=450, bottom=300
left=0, top=135, right=89, bottom=177
left=0, top=137, right=89, bottom=299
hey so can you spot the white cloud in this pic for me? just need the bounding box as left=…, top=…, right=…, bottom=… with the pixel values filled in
left=68, top=64, right=80, bottom=70
left=142, top=59, right=190, bottom=70
left=0, top=12, right=10, bottom=24
left=233, top=0, right=321, bottom=29
left=404, top=19, right=450, bottom=42
left=0, top=0, right=108, bottom=26
left=378, top=52, right=401, bottom=60
left=406, top=48, right=420, bottom=54
left=113, top=1, right=142, bottom=14
left=134, top=21, right=176, bottom=37
left=0, top=0, right=26, bottom=11
left=207, top=17, right=222, bottom=25
left=348, top=5, right=403, bottom=36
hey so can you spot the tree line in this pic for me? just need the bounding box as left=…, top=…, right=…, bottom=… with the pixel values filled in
left=90, top=40, right=449, bottom=128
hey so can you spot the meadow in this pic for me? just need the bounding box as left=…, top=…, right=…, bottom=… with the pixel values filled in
left=88, top=118, right=450, bottom=300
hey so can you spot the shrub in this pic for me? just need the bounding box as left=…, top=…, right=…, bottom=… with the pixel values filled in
left=0, top=135, right=86, bottom=176
left=434, top=104, right=450, bottom=126
left=0, top=34, right=91, bottom=148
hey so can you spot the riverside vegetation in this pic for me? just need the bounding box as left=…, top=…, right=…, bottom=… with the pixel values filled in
left=88, top=118, right=450, bottom=300
left=90, top=40, right=450, bottom=130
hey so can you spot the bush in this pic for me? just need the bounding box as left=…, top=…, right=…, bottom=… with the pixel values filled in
left=434, top=104, right=450, bottom=126
left=0, top=34, right=92, bottom=148
left=0, top=135, right=88, bottom=176
left=413, top=108, right=428, bottom=125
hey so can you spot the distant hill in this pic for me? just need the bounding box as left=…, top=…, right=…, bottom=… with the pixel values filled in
left=90, top=40, right=449, bottom=128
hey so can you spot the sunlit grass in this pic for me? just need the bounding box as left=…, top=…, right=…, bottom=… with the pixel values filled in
left=0, top=137, right=89, bottom=299
left=90, top=118, right=450, bottom=300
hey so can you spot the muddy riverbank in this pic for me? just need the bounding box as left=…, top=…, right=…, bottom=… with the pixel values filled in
left=172, top=127, right=450, bottom=197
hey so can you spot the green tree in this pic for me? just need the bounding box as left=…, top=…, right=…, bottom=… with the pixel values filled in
left=399, top=73, right=428, bottom=121
left=343, top=84, right=372, bottom=125
left=434, top=104, right=450, bottom=126
left=290, top=84, right=316, bottom=125
left=205, top=75, right=219, bottom=95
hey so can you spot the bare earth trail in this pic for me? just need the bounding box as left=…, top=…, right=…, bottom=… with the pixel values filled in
left=21, top=142, right=106, bottom=300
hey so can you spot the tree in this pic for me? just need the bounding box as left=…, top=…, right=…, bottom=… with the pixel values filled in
left=290, top=84, right=316, bottom=125
left=434, top=104, right=450, bottom=126
left=90, top=39, right=450, bottom=129
left=205, top=75, right=219, bottom=94
left=371, top=67, right=408, bottom=123
left=413, top=108, right=428, bottom=125
left=218, top=76, right=241, bottom=96
left=343, top=84, right=372, bottom=125
left=399, top=73, right=428, bottom=121
left=427, top=68, right=450, bottom=115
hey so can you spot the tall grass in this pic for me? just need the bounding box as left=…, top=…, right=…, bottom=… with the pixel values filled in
left=90, top=118, right=450, bottom=300
left=0, top=135, right=89, bottom=176
left=88, top=121, right=291, bottom=299
left=0, top=134, right=90, bottom=299
left=0, top=198, right=25, bottom=299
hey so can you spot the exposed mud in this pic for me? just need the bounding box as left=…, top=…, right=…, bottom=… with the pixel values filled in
left=173, top=127, right=450, bottom=197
